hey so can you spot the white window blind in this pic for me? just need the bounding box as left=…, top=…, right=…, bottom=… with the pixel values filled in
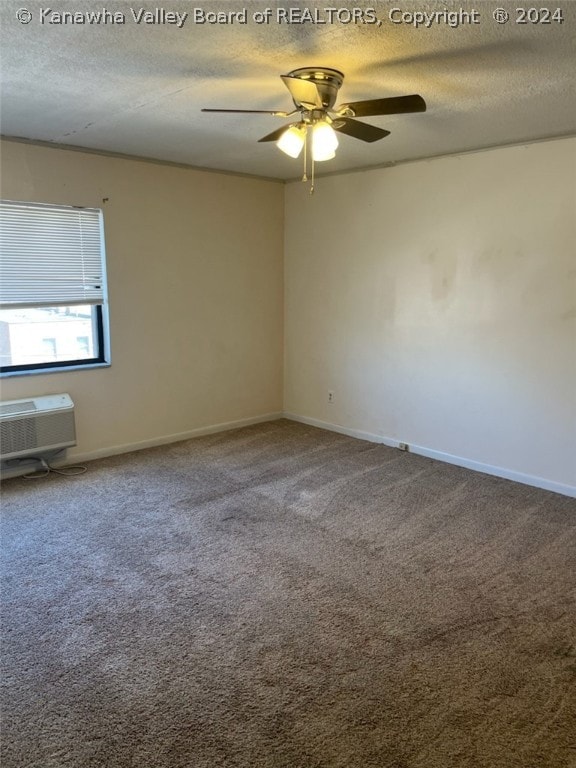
left=0, top=201, right=105, bottom=309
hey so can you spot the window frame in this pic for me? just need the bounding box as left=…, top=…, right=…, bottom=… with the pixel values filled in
left=0, top=201, right=111, bottom=377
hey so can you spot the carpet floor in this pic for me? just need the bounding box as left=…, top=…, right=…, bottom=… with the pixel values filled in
left=1, top=419, right=575, bottom=767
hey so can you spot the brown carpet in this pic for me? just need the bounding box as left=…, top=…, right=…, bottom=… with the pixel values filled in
left=1, top=419, right=575, bottom=767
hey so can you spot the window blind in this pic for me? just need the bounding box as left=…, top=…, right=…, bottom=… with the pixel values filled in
left=0, top=201, right=105, bottom=309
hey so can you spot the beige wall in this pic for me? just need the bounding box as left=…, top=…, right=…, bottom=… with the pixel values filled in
left=2, top=137, right=574, bottom=494
left=0, top=140, right=284, bottom=459
left=285, top=138, right=576, bottom=493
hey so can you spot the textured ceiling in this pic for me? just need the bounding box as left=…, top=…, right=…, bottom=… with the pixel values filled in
left=1, top=1, right=575, bottom=180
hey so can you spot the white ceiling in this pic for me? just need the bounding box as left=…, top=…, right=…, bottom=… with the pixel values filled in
left=1, top=1, right=575, bottom=180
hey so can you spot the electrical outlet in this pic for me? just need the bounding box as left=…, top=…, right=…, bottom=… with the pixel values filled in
left=398, top=442, right=410, bottom=452
left=328, top=391, right=335, bottom=404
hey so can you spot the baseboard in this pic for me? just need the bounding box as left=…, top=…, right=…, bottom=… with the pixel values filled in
left=0, top=412, right=283, bottom=479
left=70, top=412, right=284, bottom=463
left=284, top=412, right=393, bottom=447
left=4, top=409, right=573, bottom=498
left=283, top=412, right=576, bottom=499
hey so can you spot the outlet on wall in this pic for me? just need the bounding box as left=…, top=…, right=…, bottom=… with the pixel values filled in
left=399, top=442, right=410, bottom=452
left=328, top=391, right=335, bottom=404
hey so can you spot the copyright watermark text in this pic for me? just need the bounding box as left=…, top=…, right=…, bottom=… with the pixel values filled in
left=15, top=6, right=566, bottom=28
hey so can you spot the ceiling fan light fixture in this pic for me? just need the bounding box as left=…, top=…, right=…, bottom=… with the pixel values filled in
left=201, top=68, right=426, bottom=192
left=312, top=121, right=339, bottom=161
left=277, top=124, right=306, bottom=158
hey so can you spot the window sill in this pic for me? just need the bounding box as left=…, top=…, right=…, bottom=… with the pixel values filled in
left=0, top=361, right=111, bottom=378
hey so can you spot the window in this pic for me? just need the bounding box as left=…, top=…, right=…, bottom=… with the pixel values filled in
left=0, top=201, right=110, bottom=375
left=76, top=335, right=90, bottom=356
left=41, top=337, right=57, bottom=359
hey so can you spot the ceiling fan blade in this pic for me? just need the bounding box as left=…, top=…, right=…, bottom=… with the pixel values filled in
left=258, top=125, right=293, bottom=143
left=337, top=95, right=426, bottom=118
left=281, top=75, right=323, bottom=109
left=333, top=118, right=390, bottom=143
left=201, top=108, right=292, bottom=117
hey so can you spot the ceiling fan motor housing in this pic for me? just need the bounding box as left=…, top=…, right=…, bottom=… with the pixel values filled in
left=202, top=68, right=425, bottom=149
left=286, top=67, right=344, bottom=110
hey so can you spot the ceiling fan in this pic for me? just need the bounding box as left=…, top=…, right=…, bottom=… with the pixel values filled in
left=201, top=67, right=426, bottom=170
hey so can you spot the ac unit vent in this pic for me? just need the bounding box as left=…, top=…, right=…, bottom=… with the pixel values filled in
left=1, top=401, right=37, bottom=416
left=0, top=418, right=37, bottom=455
left=0, top=394, right=76, bottom=461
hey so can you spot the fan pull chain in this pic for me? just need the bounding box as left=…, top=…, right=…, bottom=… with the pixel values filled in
left=307, top=124, right=314, bottom=194
left=302, top=126, right=308, bottom=182
left=310, top=157, right=315, bottom=195
left=299, top=125, right=314, bottom=194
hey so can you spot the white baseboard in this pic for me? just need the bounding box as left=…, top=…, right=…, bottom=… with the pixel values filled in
left=4, top=408, right=573, bottom=499
left=283, top=412, right=576, bottom=499
left=70, top=412, right=284, bottom=463
left=0, top=412, right=283, bottom=479
left=284, top=412, right=392, bottom=446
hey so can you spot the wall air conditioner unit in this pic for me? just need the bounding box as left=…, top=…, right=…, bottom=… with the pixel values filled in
left=0, top=393, right=76, bottom=462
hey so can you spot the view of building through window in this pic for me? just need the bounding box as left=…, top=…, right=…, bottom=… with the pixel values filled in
left=0, top=306, right=96, bottom=367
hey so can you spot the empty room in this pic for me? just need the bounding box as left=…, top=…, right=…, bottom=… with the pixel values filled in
left=1, top=1, right=575, bottom=766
